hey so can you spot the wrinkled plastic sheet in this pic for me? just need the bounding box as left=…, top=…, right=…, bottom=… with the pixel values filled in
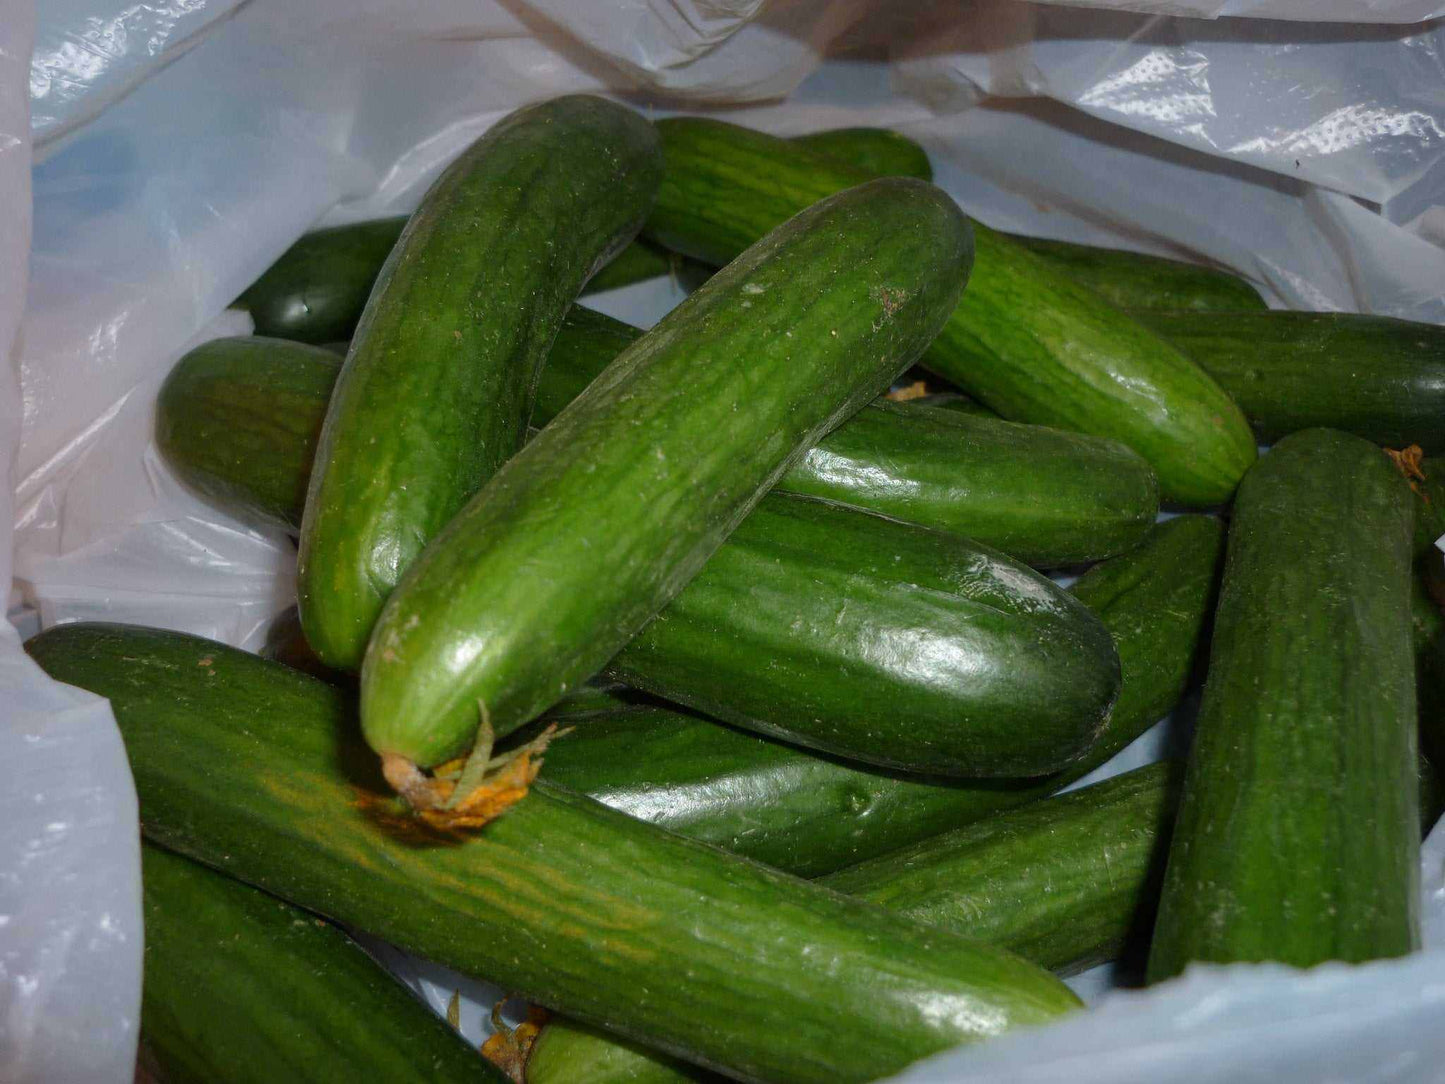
left=5, top=1, right=1445, bottom=1081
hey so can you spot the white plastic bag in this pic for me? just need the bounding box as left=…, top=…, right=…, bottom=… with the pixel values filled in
left=5, top=2, right=1445, bottom=1081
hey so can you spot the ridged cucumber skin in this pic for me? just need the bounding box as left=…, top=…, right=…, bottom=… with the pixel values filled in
left=519, top=515, right=1223, bottom=875
left=821, top=761, right=1184, bottom=976
left=26, top=623, right=1079, bottom=1084
left=604, top=492, right=1119, bottom=776
left=297, top=95, right=662, bottom=671
left=645, top=117, right=1256, bottom=506
left=156, top=337, right=340, bottom=533
left=543, top=308, right=1159, bottom=568
left=361, top=177, right=974, bottom=770
left=1005, top=235, right=1266, bottom=313
left=138, top=843, right=503, bottom=1084
left=1148, top=430, right=1420, bottom=982
left=1137, top=310, right=1445, bottom=452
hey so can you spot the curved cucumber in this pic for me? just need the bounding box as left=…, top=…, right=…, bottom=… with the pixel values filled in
left=646, top=117, right=1256, bottom=506
left=361, top=177, right=974, bottom=772
left=298, top=95, right=662, bottom=670
left=139, top=842, right=502, bottom=1084
left=603, top=492, right=1118, bottom=776
left=1005, top=234, right=1266, bottom=313
left=1137, top=310, right=1445, bottom=452
left=1149, top=430, right=1420, bottom=981
left=26, top=623, right=1078, bottom=1084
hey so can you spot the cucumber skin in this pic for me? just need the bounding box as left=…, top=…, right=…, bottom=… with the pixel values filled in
left=297, top=95, right=662, bottom=671
left=544, top=308, right=1159, bottom=569
left=1148, top=430, right=1420, bottom=982
left=26, top=623, right=1079, bottom=1084
left=361, top=177, right=974, bottom=770
left=526, top=515, right=1223, bottom=876
left=645, top=117, right=1256, bottom=507
left=604, top=492, right=1120, bottom=777
left=156, top=337, right=340, bottom=533
left=793, top=126, right=933, bottom=181
left=1005, top=235, right=1266, bottom=313
left=1137, top=310, right=1445, bottom=452
left=820, top=761, right=1184, bottom=977
left=139, top=843, right=502, bottom=1084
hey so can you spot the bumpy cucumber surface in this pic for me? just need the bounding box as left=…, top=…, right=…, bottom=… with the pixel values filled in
left=646, top=117, right=1256, bottom=506
left=27, top=623, right=1078, bottom=1084
left=1148, top=429, right=1420, bottom=981
left=139, top=842, right=502, bottom=1084
left=298, top=95, right=662, bottom=670
left=361, top=177, right=973, bottom=772
left=1138, top=309, right=1445, bottom=452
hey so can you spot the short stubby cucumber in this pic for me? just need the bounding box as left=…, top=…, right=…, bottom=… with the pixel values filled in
left=26, top=623, right=1079, bottom=1084
left=139, top=842, right=504, bottom=1083
left=297, top=95, right=662, bottom=670
left=360, top=177, right=974, bottom=781
left=1137, top=310, right=1445, bottom=452
left=1148, top=429, right=1420, bottom=981
left=646, top=117, right=1256, bottom=506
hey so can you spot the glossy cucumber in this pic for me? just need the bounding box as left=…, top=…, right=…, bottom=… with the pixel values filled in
left=361, top=178, right=974, bottom=776
left=1148, top=430, right=1420, bottom=981
left=645, top=116, right=1256, bottom=506
left=1005, top=235, right=1266, bottom=313
left=1137, top=310, right=1445, bottom=451
left=514, top=515, right=1222, bottom=875
left=297, top=95, right=662, bottom=670
left=26, top=623, right=1079, bottom=1084
left=139, top=842, right=502, bottom=1084
left=542, top=307, right=1159, bottom=568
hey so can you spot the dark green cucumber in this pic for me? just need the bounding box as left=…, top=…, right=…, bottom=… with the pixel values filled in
left=910, top=391, right=996, bottom=416
left=1148, top=429, right=1420, bottom=982
left=139, top=842, right=502, bottom=1084
left=542, top=308, right=1159, bottom=568
left=156, top=337, right=340, bottom=533
left=1004, top=235, right=1266, bottom=313
left=361, top=178, right=974, bottom=773
left=297, top=95, right=662, bottom=670
left=821, top=761, right=1183, bottom=976
left=793, top=126, right=933, bottom=181
left=645, top=117, right=1256, bottom=506
left=602, top=492, right=1118, bottom=776
left=27, top=623, right=1078, bottom=1084
left=1136, top=310, right=1445, bottom=451
left=1414, top=457, right=1445, bottom=558
left=514, top=514, right=1222, bottom=875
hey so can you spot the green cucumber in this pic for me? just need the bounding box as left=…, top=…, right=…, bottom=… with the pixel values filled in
left=297, top=95, right=662, bottom=671
left=793, top=126, right=933, bottom=181
left=515, top=514, right=1222, bottom=875
left=1414, top=456, right=1445, bottom=558
left=601, top=491, right=1118, bottom=776
left=361, top=177, right=974, bottom=776
left=542, top=307, right=1159, bottom=568
left=1148, top=429, right=1420, bottom=982
left=910, top=390, right=997, bottom=416
left=1136, top=310, right=1445, bottom=451
left=1004, top=235, right=1266, bottom=313
left=645, top=117, right=1256, bottom=506
left=156, top=337, right=340, bottom=533
left=139, top=842, right=503, bottom=1083
left=26, top=623, right=1079, bottom=1084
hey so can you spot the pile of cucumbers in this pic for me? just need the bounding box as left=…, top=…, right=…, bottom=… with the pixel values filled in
left=27, top=95, right=1445, bottom=1084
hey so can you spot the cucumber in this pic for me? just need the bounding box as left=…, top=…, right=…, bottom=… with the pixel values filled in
left=516, top=514, right=1222, bottom=875
left=602, top=491, right=1119, bottom=776
left=26, top=623, right=1079, bottom=1084
left=1136, top=310, right=1445, bottom=451
left=793, top=126, right=933, bottom=181
left=1148, top=429, right=1420, bottom=981
left=543, top=308, right=1159, bottom=568
left=645, top=117, right=1256, bottom=506
left=297, top=95, right=662, bottom=670
left=156, top=337, right=340, bottom=533
left=361, top=178, right=974, bottom=780
left=527, top=1023, right=713, bottom=1084
left=139, top=841, right=503, bottom=1083
left=1414, top=456, right=1445, bottom=558
left=1004, top=235, right=1266, bottom=313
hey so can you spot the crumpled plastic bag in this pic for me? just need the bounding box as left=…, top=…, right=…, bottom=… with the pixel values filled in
left=5, top=1, right=1445, bottom=1082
